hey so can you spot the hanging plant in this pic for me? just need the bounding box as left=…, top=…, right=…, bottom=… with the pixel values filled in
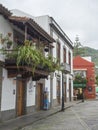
left=16, top=40, right=60, bottom=74
left=0, top=33, right=13, bottom=49
left=6, top=40, right=13, bottom=49
left=0, top=38, right=60, bottom=75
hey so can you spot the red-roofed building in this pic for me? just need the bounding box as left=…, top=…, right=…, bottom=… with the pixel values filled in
left=73, top=56, right=96, bottom=99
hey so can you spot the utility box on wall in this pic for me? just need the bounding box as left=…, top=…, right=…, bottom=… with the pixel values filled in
left=43, top=91, right=49, bottom=110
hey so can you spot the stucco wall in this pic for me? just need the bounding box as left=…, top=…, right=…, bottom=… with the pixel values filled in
left=1, top=69, right=16, bottom=111
left=26, top=79, right=36, bottom=107
left=0, top=15, right=13, bottom=61
left=34, top=15, right=50, bottom=34
left=34, top=15, right=73, bottom=102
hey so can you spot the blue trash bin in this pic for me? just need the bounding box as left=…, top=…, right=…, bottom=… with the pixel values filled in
left=43, top=91, right=49, bottom=110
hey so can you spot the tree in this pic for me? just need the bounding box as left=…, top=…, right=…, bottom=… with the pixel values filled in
left=96, top=75, right=98, bottom=86
left=73, top=74, right=87, bottom=84
left=73, top=35, right=85, bottom=57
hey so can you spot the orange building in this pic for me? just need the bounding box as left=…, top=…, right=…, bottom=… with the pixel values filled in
left=73, top=56, right=96, bottom=99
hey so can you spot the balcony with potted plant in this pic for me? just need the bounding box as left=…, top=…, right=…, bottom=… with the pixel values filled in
left=0, top=34, right=59, bottom=80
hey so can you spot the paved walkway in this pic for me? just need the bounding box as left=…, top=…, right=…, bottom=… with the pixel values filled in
left=0, top=100, right=82, bottom=130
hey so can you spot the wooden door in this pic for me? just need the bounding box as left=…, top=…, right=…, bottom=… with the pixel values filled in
left=36, top=83, right=43, bottom=110
left=57, top=81, right=60, bottom=104
left=17, top=80, right=26, bottom=116
left=69, top=81, right=71, bottom=101
left=64, top=83, right=66, bottom=102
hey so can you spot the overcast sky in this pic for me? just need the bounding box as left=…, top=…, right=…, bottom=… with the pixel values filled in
left=1, top=0, right=98, bottom=49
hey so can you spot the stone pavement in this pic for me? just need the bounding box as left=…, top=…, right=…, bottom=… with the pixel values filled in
left=0, top=100, right=81, bottom=130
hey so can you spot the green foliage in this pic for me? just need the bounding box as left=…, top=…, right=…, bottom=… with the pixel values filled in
left=16, top=43, right=60, bottom=73
left=74, top=46, right=98, bottom=75
left=0, top=39, right=60, bottom=74
left=84, top=46, right=98, bottom=66
left=73, top=74, right=87, bottom=84
left=73, top=36, right=85, bottom=57
left=73, top=36, right=98, bottom=75
left=0, top=33, right=13, bottom=48
left=96, top=75, right=98, bottom=85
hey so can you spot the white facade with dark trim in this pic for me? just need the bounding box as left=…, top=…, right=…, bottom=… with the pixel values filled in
left=34, top=15, right=73, bottom=106
left=0, top=6, right=73, bottom=121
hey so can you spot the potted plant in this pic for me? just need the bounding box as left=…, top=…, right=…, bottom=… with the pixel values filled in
left=0, top=33, right=13, bottom=49
left=16, top=40, right=60, bottom=74
left=0, top=39, right=60, bottom=75
left=6, top=40, right=13, bottom=49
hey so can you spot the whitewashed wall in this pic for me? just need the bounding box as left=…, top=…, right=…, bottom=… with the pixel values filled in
left=0, top=16, right=13, bottom=35
left=0, top=15, right=15, bottom=111
left=45, top=77, right=50, bottom=102
left=0, top=15, right=13, bottom=61
left=26, top=78, right=36, bottom=106
left=1, top=69, right=16, bottom=111
left=34, top=15, right=50, bottom=34
left=34, top=15, right=73, bottom=101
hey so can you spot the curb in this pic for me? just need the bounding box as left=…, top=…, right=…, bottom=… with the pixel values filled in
left=0, top=101, right=82, bottom=130
left=18, top=101, right=82, bottom=130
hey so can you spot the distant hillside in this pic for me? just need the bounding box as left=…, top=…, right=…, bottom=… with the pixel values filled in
left=77, top=46, right=98, bottom=75
left=83, top=46, right=98, bottom=66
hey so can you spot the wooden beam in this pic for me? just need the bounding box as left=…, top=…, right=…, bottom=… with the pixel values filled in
left=25, top=67, right=49, bottom=76
left=6, top=65, right=49, bottom=78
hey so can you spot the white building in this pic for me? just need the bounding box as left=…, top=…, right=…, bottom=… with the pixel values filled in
left=0, top=4, right=73, bottom=121
left=11, top=10, right=74, bottom=106
left=0, top=4, right=55, bottom=121
left=34, top=16, right=73, bottom=106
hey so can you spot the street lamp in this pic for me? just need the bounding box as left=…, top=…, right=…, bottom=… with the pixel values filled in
left=81, top=76, right=84, bottom=102
left=82, top=88, right=84, bottom=102
left=61, top=71, right=64, bottom=111
left=60, top=63, right=65, bottom=111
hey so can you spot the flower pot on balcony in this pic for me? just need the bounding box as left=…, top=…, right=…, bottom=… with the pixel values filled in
left=6, top=41, right=13, bottom=49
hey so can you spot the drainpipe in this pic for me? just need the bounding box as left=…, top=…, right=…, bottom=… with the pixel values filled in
left=61, top=71, right=64, bottom=111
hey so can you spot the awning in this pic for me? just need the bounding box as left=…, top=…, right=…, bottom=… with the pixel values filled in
left=96, top=87, right=98, bottom=92
left=73, top=83, right=86, bottom=88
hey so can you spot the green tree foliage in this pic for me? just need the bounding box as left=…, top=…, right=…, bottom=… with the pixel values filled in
left=73, top=74, right=87, bottom=84
left=96, top=75, right=98, bottom=86
left=0, top=35, right=60, bottom=75
left=73, top=35, right=85, bottom=57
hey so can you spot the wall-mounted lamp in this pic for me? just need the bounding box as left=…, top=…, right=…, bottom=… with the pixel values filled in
left=44, top=46, right=49, bottom=52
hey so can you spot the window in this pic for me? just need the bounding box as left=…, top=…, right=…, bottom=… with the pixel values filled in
left=69, top=51, right=71, bottom=65
left=57, top=41, right=60, bottom=63
left=56, top=80, right=60, bottom=104
left=63, top=47, right=66, bottom=63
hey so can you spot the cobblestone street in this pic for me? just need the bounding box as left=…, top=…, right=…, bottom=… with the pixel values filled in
left=21, top=100, right=98, bottom=130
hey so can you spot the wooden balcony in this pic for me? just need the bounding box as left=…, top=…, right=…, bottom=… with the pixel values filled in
left=4, top=58, right=50, bottom=80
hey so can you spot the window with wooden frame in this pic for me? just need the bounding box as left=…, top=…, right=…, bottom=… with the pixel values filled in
left=63, top=47, right=66, bottom=63
left=56, top=80, right=60, bottom=104
left=57, top=41, right=60, bottom=63
left=69, top=51, right=71, bottom=65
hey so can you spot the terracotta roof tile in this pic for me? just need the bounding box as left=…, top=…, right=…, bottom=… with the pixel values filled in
left=9, top=16, right=29, bottom=22
left=9, top=16, right=55, bottom=43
